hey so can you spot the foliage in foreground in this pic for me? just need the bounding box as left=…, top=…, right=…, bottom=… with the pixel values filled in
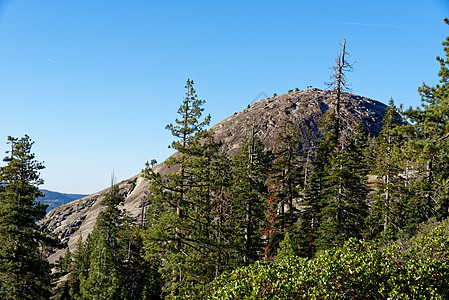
left=203, top=218, right=449, bottom=299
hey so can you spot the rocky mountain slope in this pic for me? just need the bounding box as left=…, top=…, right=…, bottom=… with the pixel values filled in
left=40, top=88, right=388, bottom=262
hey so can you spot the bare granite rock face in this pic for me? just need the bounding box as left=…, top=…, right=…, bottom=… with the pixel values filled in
left=40, top=174, right=152, bottom=263
left=40, top=88, right=388, bottom=263
left=212, top=88, right=386, bottom=155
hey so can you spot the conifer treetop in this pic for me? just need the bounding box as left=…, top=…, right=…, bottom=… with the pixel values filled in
left=165, top=79, right=211, bottom=152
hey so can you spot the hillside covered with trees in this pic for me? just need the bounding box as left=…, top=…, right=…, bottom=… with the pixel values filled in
left=1, top=18, right=449, bottom=300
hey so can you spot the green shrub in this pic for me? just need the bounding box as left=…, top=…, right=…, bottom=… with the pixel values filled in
left=203, top=219, right=449, bottom=299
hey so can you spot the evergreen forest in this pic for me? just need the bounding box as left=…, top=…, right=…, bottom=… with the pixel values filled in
left=1, top=18, right=449, bottom=300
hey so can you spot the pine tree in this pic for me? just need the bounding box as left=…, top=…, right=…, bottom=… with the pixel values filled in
left=143, top=79, right=230, bottom=297
left=68, top=181, right=160, bottom=300
left=53, top=281, right=71, bottom=300
left=79, top=184, right=125, bottom=299
left=368, top=98, right=406, bottom=241
left=68, top=235, right=92, bottom=299
left=208, top=150, right=235, bottom=276
left=229, top=125, right=270, bottom=265
left=121, top=222, right=161, bottom=300
left=326, top=37, right=355, bottom=146
left=54, top=247, right=73, bottom=277
left=298, top=40, right=356, bottom=256
left=182, top=133, right=235, bottom=279
left=0, top=135, right=54, bottom=300
left=52, top=248, right=73, bottom=300
left=400, top=19, right=449, bottom=224
left=276, top=232, right=296, bottom=261
left=297, top=112, right=336, bottom=257
left=364, top=134, right=378, bottom=175
left=316, top=123, right=369, bottom=249
left=62, top=248, right=73, bottom=273
left=264, top=118, right=303, bottom=257
left=303, top=39, right=369, bottom=251
left=174, top=130, right=233, bottom=290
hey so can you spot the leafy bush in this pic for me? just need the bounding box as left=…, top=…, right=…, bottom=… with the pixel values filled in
left=202, top=218, right=449, bottom=299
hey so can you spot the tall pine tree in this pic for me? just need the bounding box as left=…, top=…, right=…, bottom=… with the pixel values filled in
left=368, top=98, right=406, bottom=241
left=68, top=235, right=92, bottom=299
left=326, top=37, right=354, bottom=146
left=400, top=19, right=449, bottom=224
left=307, top=39, right=369, bottom=250
left=316, top=122, right=369, bottom=250
left=229, top=125, right=270, bottom=265
left=264, top=118, right=303, bottom=257
left=143, top=79, right=231, bottom=297
left=0, top=135, right=54, bottom=299
left=298, top=111, right=337, bottom=257
left=79, top=184, right=126, bottom=299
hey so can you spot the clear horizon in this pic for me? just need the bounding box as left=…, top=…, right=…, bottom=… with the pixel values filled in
left=0, top=1, right=448, bottom=194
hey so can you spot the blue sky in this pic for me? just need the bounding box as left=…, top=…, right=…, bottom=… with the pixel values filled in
left=0, top=1, right=448, bottom=194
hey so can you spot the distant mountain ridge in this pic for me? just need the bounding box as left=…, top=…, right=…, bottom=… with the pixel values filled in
left=39, top=189, right=87, bottom=212
left=40, top=88, right=390, bottom=263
